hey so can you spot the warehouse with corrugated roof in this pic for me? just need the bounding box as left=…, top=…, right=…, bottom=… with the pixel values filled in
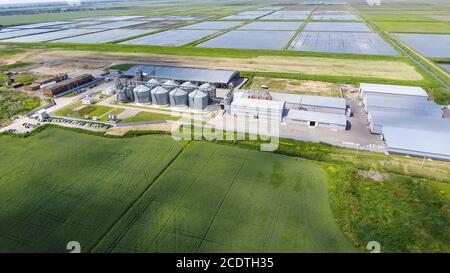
left=360, top=83, right=429, bottom=100
left=383, top=126, right=450, bottom=161
left=123, top=64, right=240, bottom=88
left=285, top=109, right=347, bottom=130
left=363, top=95, right=443, bottom=117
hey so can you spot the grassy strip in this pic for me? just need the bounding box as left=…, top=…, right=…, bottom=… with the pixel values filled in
left=328, top=165, right=450, bottom=252
left=239, top=70, right=427, bottom=87
left=119, top=111, right=180, bottom=123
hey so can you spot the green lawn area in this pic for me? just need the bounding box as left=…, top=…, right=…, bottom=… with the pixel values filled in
left=119, top=111, right=180, bottom=123
left=53, top=101, right=112, bottom=119
left=99, top=108, right=125, bottom=122
left=377, top=21, right=450, bottom=34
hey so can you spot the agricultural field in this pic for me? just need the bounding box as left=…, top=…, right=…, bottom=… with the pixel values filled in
left=0, top=127, right=449, bottom=252
left=0, top=128, right=186, bottom=252
left=376, top=21, right=450, bottom=34
left=94, top=141, right=356, bottom=252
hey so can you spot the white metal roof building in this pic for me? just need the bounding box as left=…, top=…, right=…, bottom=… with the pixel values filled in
left=230, top=98, right=285, bottom=121
left=255, top=92, right=347, bottom=114
left=124, top=64, right=240, bottom=88
left=363, top=95, right=443, bottom=117
left=299, top=95, right=347, bottom=114
left=368, top=111, right=450, bottom=134
left=360, top=83, right=429, bottom=100
left=383, top=126, right=450, bottom=161
left=284, top=109, right=347, bottom=130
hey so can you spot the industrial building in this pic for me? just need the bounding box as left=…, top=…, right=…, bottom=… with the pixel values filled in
left=25, top=74, right=69, bottom=91
left=368, top=111, right=450, bottom=134
left=268, top=92, right=347, bottom=114
left=42, top=74, right=95, bottom=97
left=116, top=75, right=216, bottom=111
left=230, top=91, right=348, bottom=128
left=363, top=95, right=443, bottom=117
left=285, top=109, right=347, bottom=130
left=383, top=126, right=450, bottom=161
left=360, top=83, right=450, bottom=161
left=360, top=83, right=429, bottom=100
left=121, top=64, right=241, bottom=88
left=230, top=97, right=285, bottom=121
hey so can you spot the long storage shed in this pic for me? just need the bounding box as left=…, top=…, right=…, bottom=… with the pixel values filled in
left=368, top=110, right=450, bottom=134
left=230, top=98, right=285, bottom=121
left=284, top=109, right=347, bottom=130
left=383, top=126, right=450, bottom=161
left=360, top=83, right=428, bottom=100
left=363, top=95, right=443, bottom=117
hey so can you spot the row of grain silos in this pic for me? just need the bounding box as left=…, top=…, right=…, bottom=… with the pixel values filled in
left=119, top=78, right=216, bottom=111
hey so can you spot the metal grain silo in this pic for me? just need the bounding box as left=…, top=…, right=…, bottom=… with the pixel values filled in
left=199, top=83, right=216, bottom=102
left=117, top=88, right=128, bottom=103
left=162, top=79, right=178, bottom=90
left=147, top=78, right=160, bottom=88
left=169, top=88, right=188, bottom=108
left=188, top=89, right=208, bottom=111
left=180, top=81, right=197, bottom=92
left=151, top=86, right=169, bottom=106
left=133, top=84, right=151, bottom=104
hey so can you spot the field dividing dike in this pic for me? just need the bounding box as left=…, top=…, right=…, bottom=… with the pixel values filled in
left=282, top=5, right=317, bottom=51
left=89, top=140, right=191, bottom=253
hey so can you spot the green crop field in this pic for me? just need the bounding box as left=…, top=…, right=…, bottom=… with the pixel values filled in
left=376, top=21, right=450, bottom=34
left=94, top=141, right=356, bottom=252
left=0, top=128, right=355, bottom=253
left=0, top=128, right=186, bottom=252
left=0, top=127, right=449, bottom=252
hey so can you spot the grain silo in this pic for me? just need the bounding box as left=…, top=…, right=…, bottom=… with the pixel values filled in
left=147, top=78, right=160, bottom=88
left=169, top=88, right=188, bottom=108
left=180, top=81, right=197, bottom=92
left=151, top=86, right=170, bottom=106
left=162, top=79, right=179, bottom=90
left=199, top=83, right=216, bottom=102
left=117, top=88, right=128, bottom=102
left=189, top=89, right=208, bottom=111
left=133, top=84, right=151, bottom=104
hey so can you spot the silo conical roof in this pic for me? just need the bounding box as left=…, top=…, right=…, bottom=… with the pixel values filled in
left=151, top=86, right=169, bottom=94
left=162, top=80, right=178, bottom=88
left=147, top=78, right=160, bottom=85
left=199, top=83, right=214, bottom=91
left=134, top=84, right=151, bottom=92
left=180, top=81, right=197, bottom=89
left=169, top=87, right=188, bottom=96
left=188, top=89, right=207, bottom=98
